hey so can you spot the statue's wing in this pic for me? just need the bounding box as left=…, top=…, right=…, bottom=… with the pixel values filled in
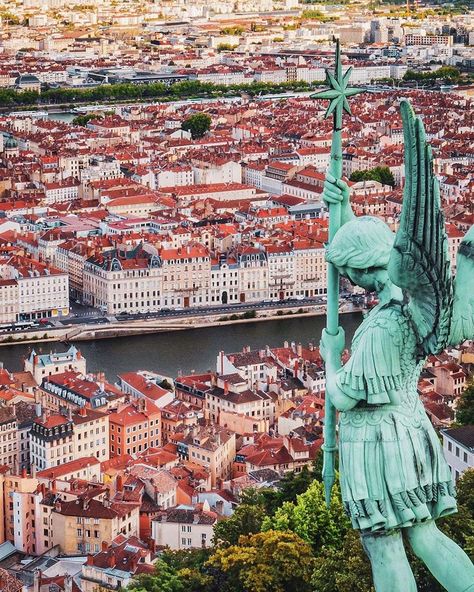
left=388, top=100, right=452, bottom=356
left=449, top=225, right=474, bottom=345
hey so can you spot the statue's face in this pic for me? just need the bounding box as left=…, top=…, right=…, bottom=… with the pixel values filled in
left=336, top=265, right=379, bottom=292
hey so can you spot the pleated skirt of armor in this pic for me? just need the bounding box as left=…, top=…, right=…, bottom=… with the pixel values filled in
left=339, top=408, right=457, bottom=532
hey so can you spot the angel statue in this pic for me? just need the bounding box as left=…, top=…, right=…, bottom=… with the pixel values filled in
left=319, top=99, right=474, bottom=591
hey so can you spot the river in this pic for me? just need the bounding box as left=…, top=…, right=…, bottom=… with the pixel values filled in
left=0, top=313, right=361, bottom=379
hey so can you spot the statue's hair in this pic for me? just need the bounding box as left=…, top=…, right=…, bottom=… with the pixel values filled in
left=326, top=216, right=395, bottom=269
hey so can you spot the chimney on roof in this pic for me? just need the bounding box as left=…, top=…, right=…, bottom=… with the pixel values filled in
left=64, top=574, right=73, bottom=592
left=86, top=553, right=94, bottom=566
left=101, top=540, right=108, bottom=552
left=116, top=474, right=123, bottom=492
left=33, top=569, right=41, bottom=592
left=108, top=550, right=116, bottom=568
left=80, top=406, right=87, bottom=417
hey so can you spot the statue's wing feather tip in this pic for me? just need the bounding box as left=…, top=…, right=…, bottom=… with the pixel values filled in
left=449, top=228, right=474, bottom=345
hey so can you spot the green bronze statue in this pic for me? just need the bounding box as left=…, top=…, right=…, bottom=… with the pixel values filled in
left=315, top=44, right=474, bottom=592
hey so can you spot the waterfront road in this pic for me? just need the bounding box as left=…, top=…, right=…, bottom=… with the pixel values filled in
left=0, top=296, right=344, bottom=336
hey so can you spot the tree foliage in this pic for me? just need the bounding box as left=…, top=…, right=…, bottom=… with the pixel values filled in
left=208, top=530, right=315, bottom=592
left=126, top=464, right=474, bottom=592
left=403, top=66, right=461, bottom=83
left=213, top=488, right=267, bottom=547
left=456, top=381, right=474, bottom=426
left=72, top=113, right=101, bottom=126
left=350, top=165, right=395, bottom=187
left=181, top=113, right=212, bottom=139
left=0, top=79, right=326, bottom=110
left=127, top=559, right=184, bottom=592
left=263, top=479, right=350, bottom=554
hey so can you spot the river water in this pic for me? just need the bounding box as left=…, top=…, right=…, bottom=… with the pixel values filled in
left=0, top=313, right=361, bottom=379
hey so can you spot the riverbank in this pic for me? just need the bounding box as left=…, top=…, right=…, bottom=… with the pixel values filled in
left=0, top=303, right=360, bottom=347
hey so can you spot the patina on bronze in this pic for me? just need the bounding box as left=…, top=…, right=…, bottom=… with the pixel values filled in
left=315, top=43, right=474, bottom=592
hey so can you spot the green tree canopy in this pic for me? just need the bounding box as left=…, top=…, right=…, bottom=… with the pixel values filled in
left=456, top=381, right=474, bottom=426
left=126, top=558, right=184, bottom=592
left=181, top=112, right=212, bottom=139
left=350, top=165, right=395, bottom=187
left=213, top=488, right=267, bottom=547
left=262, top=479, right=350, bottom=554
left=208, top=529, right=315, bottom=592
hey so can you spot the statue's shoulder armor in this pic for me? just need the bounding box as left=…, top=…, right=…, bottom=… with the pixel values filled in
left=353, top=301, right=411, bottom=350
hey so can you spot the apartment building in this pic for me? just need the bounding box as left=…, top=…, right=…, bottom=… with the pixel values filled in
left=151, top=503, right=217, bottom=550
left=0, top=472, right=39, bottom=554
left=51, top=495, right=140, bottom=554
left=40, top=371, right=125, bottom=412
left=441, top=426, right=474, bottom=481
left=160, top=244, right=211, bottom=308
left=24, top=346, right=86, bottom=384
left=205, top=374, right=275, bottom=431
left=235, top=246, right=268, bottom=303
left=108, top=399, right=161, bottom=457
left=176, top=425, right=236, bottom=486
left=83, top=247, right=162, bottom=314
left=81, top=537, right=154, bottom=592
left=0, top=256, right=69, bottom=320
left=30, top=408, right=109, bottom=471
left=0, top=407, right=18, bottom=469
left=0, top=279, right=18, bottom=324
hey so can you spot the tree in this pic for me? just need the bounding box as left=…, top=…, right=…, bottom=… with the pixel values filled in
left=126, top=559, right=184, bottom=592
left=456, top=381, right=474, bottom=426
left=455, top=469, right=474, bottom=516
left=181, top=113, right=212, bottom=139
left=208, top=530, right=314, bottom=592
left=350, top=165, right=395, bottom=187
left=312, top=529, right=374, bottom=592
left=263, top=479, right=350, bottom=554
left=213, top=489, right=267, bottom=547
left=261, top=463, right=316, bottom=515
left=72, top=113, right=100, bottom=126
left=217, top=43, right=238, bottom=52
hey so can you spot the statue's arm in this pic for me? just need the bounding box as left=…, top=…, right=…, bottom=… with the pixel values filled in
left=320, top=328, right=359, bottom=412
left=322, top=317, right=405, bottom=409
left=322, top=173, right=355, bottom=227
left=324, top=354, right=360, bottom=412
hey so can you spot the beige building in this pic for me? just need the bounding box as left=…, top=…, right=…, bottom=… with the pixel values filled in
left=177, top=425, right=236, bottom=486
left=51, top=496, right=140, bottom=554
left=160, top=244, right=211, bottom=308
left=205, top=374, right=275, bottom=430
left=0, top=279, right=18, bottom=324
left=0, top=256, right=69, bottom=321
left=83, top=248, right=162, bottom=314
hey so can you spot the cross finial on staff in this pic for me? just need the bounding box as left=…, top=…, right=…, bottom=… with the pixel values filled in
left=311, top=38, right=364, bottom=130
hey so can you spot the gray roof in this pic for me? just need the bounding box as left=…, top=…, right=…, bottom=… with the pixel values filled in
left=443, top=425, right=474, bottom=449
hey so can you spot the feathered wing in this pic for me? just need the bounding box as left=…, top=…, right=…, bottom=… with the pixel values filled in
left=388, top=100, right=452, bottom=356
left=449, top=225, right=474, bottom=345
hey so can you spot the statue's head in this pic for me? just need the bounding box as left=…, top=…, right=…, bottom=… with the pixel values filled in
left=326, top=216, right=394, bottom=291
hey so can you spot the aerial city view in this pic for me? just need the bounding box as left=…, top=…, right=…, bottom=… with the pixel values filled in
left=0, top=0, right=472, bottom=590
